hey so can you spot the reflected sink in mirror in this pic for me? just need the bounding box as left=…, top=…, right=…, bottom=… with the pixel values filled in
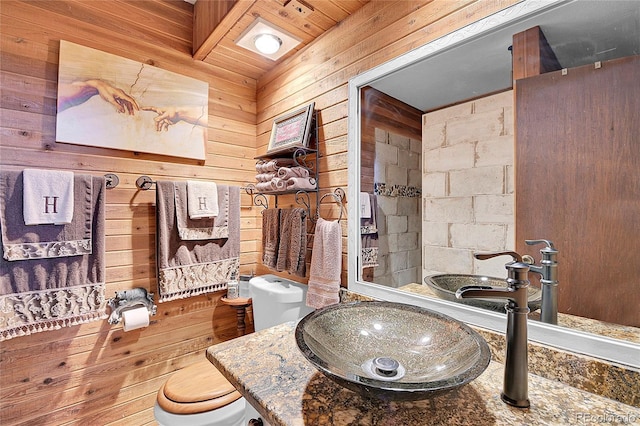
left=425, top=274, right=542, bottom=313
left=295, top=301, right=491, bottom=401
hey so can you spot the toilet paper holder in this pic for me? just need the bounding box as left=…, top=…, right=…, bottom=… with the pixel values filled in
left=107, top=287, right=157, bottom=325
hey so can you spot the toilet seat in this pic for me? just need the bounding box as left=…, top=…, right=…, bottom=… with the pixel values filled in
left=157, top=359, right=242, bottom=414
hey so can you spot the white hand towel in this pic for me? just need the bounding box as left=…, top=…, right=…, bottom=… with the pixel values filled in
left=187, top=180, right=219, bottom=219
left=360, top=192, right=371, bottom=219
left=23, top=169, right=74, bottom=225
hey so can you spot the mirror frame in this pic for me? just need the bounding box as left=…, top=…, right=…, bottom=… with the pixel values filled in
left=347, top=0, right=639, bottom=368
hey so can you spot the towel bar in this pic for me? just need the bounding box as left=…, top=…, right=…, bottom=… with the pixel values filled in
left=243, top=185, right=345, bottom=222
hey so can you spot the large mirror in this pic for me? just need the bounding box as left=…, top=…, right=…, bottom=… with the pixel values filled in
left=348, top=0, right=639, bottom=367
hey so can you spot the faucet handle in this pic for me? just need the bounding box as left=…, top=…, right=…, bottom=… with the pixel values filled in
left=474, top=251, right=523, bottom=263
left=525, top=239, right=558, bottom=257
left=525, top=239, right=555, bottom=249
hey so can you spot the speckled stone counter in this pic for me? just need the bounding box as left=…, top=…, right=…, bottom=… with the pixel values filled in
left=342, top=288, right=640, bottom=407
left=399, top=283, right=640, bottom=343
left=207, top=322, right=640, bottom=426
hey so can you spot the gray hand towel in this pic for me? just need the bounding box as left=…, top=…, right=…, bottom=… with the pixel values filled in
left=275, top=208, right=307, bottom=277
left=261, top=208, right=280, bottom=269
left=0, top=171, right=106, bottom=341
left=156, top=181, right=240, bottom=302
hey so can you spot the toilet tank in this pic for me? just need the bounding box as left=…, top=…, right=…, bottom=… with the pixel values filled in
left=249, top=275, right=314, bottom=331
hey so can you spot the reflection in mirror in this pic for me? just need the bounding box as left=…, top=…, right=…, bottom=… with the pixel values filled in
left=359, top=87, right=422, bottom=288
left=361, top=90, right=518, bottom=284
left=348, top=0, right=639, bottom=367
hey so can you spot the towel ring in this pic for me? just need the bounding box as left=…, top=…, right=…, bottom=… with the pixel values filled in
left=318, top=188, right=345, bottom=222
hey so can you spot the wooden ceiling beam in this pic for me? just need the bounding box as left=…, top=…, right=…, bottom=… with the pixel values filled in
left=193, top=0, right=257, bottom=60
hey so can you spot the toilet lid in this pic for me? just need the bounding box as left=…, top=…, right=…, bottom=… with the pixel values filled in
left=158, top=359, right=242, bottom=414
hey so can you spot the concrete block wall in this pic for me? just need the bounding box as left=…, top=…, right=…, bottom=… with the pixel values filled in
left=373, top=128, right=422, bottom=288
left=422, top=91, right=515, bottom=279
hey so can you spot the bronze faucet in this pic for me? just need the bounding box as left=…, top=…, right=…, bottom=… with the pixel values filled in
left=524, top=239, right=559, bottom=325
left=456, top=251, right=531, bottom=408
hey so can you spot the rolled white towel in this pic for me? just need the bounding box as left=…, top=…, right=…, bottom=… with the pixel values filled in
left=256, top=182, right=272, bottom=192
left=261, top=158, right=296, bottom=172
left=261, top=160, right=278, bottom=172
left=286, top=177, right=317, bottom=191
left=277, top=167, right=309, bottom=179
left=270, top=177, right=288, bottom=191
left=255, top=172, right=276, bottom=182
left=255, top=161, right=268, bottom=174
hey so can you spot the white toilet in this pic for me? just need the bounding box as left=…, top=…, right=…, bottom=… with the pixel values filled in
left=154, top=275, right=314, bottom=426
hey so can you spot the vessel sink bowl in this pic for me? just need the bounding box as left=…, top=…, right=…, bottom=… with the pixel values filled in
left=295, top=301, right=491, bottom=401
left=425, top=274, right=542, bottom=312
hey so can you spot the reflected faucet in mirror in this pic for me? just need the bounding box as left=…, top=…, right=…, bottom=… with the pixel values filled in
left=456, top=251, right=530, bottom=408
left=523, top=239, right=559, bottom=325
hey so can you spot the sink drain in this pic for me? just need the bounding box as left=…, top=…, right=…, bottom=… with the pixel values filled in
left=362, top=357, right=406, bottom=381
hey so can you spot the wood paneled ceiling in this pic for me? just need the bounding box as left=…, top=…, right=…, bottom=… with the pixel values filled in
left=193, top=0, right=370, bottom=80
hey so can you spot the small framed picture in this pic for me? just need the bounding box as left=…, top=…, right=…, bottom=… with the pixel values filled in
left=267, top=102, right=315, bottom=154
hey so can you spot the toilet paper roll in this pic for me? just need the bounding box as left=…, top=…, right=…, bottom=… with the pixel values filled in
left=122, top=306, right=150, bottom=331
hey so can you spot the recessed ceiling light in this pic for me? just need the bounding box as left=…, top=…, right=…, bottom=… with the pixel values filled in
left=235, top=18, right=301, bottom=61
left=254, top=34, right=282, bottom=55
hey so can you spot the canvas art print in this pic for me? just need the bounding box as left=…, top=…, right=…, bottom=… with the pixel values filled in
left=56, top=40, right=208, bottom=160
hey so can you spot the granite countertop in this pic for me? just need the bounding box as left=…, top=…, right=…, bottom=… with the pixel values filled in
left=399, top=283, right=640, bottom=343
left=207, top=322, right=640, bottom=426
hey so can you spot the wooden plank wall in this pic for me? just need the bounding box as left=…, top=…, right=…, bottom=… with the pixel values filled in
left=254, top=0, right=519, bottom=283
left=0, top=0, right=519, bottom=424
left=0, top=1, right=260, bottom=424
